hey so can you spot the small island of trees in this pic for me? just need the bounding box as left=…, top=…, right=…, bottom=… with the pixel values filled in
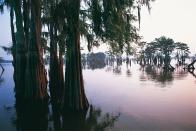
left=137, top=36, right=191, bottom=70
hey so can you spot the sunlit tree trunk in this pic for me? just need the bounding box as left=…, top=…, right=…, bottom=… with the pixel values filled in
left=25, top=0, right=48, bottom=100
left=63, top=0, right=89, bottom=111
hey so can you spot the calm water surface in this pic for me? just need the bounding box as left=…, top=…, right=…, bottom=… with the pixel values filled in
left=0, top=62, right=196, bottom=131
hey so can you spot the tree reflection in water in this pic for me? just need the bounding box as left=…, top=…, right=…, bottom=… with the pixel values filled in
left=0, top=77, right=4, bottom=86
left=145, top=65, right=174, bottom=83
left=82, top=53, right=106, bottom=70
left=63, top=106, right=120, bottom=131
left=0, top=66, right=4, bottom=86
left=83, top=53, right=133, bottom=76
left=13, top=95, right=120, bottom=131
left=126, top=58, right=132, bottom=77
left=0, top=63, right=5, bottom=76
left=144, top=64, right=188, bottom=85
left=82, top=54, right=191, bottom=86
left=14, top=99, right=49, bottom=131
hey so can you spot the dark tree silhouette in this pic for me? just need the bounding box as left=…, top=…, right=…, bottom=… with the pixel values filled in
left=0, top=0, right=155, bottom=112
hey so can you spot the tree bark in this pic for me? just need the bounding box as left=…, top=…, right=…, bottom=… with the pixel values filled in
left=63, top=0, right=89, bottom=111
left=59, top=46, right=64, bottom=101
left=23, top=0, right=30, bottom=47
left=25, top=0, right=48, bottom=100
left=10, top=6, right=16, bottom=82
left=49, top=22, right=61, bottom=102
left=13, top=0, right=27, bottom=98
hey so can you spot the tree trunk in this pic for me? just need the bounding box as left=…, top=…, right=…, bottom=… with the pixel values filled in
left=51, top=95, right=62, bottom=131
left=25, top=0, right=48, bottom=100
left=59, top=47, right=64, bottom=101
left=188, top=60, right=196, bottom=70
left=49, top=22, right=61, bottom=102
left=23, top=0, right=30, bottom=47
left=13, top=0, right=27, bottom=98
left=10, top=7, right=16, bottom=82
left=63, top=0, right=89, bottom=111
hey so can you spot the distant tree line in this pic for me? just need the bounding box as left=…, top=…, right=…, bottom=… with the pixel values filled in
left=138, top=36, right=190, bottom=69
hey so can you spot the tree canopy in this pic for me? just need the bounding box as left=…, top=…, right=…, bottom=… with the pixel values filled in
left=139, top=36, right=190, bottom=66
left=0, top=0, right=155, bottom=111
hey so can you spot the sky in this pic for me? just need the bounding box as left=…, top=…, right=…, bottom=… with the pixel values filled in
left=0, top=0, right=196, bottom=60
left=0, top=10, right=12, bottom=60
left=139, top=0, right=196, bottom=54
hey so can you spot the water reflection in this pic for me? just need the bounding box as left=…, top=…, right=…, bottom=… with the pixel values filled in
left=82, top=53, right=106, bottom=70
left=63, top=106, right=120, bottom=131
left=0, top=64, right=5, bottom=76
left=13, top=97, right=120, bottom=131
left=145, top=64, right=189, bottom=85
left=82, top=54, right=190, bottom=86
left=145, top=65, right=173, bottom=84
left=14, top=100, right=49, bottom=131
left=126, top=68, right=131, bottom=77
left=0, top=64, right=4, bottom=86
left=0, top=76, right=4, bottom=86
left=0, top=61, right=196, bottom=131
left=83, top=53, right=133, bottom=77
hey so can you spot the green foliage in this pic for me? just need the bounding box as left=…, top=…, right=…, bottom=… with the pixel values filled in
left=175, top=42, right=190, bottom=53
left=84, top=0, right=154, bottom=53
left=141, top=36, right=190, bottom=62
left=155, top=36, right=175, bottom=56
left=0, top=0, right=154, bottom=56
left=175, top=42, right=190, bottom=60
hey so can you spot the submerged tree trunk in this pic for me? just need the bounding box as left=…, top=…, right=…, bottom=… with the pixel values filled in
left=25, top=0, right=48, bottom=100
left=63, top=0, right=89, bottom=111
left=15, top=94, right=49, bottom=131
